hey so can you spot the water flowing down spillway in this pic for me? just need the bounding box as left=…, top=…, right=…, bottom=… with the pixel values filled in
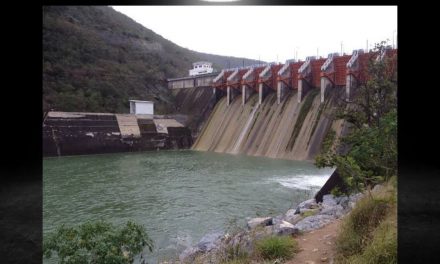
left=192, top=89, right=346, bottom=161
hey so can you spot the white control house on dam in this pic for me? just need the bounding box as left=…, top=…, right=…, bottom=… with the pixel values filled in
left=189, top=61, right=214, bottom=76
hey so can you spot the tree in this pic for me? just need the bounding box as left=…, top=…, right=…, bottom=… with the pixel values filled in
left=43, top=220, right=153, bottom=264
left=315, top=41, right=397, bottom=194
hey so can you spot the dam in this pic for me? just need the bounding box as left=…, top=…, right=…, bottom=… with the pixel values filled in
left=43, top=46, right=396, bottom=263
left=167, top=47, right=397, bottom=161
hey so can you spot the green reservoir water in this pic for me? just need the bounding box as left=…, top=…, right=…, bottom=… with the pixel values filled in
left=43, top=150, right=334, bottom=263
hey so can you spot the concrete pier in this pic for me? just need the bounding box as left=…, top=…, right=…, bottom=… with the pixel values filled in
left=320, top=53, right=339, bottom=103
left=277, top=81, right=288, bottom=104
left=242, top=85, right=254, bottom=105
left=298, top=79, right=311, bottom=103
left=297, top=57, right=315, bottom=103
left=320, top=77, right=333, bottom=103
left=241, top=65, right=266, bottom=105
left=258, top=63, right=282, bottom=105
left=227, top=86, right=240, bottom=105
left=258, top=83, right=270, bottom=105
left=345, top=49, right=364, bottom=101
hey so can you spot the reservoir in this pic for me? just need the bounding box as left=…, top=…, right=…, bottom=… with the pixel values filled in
left=43, top=150, right=334, bottom=262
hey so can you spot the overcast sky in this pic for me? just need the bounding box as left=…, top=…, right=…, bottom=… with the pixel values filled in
left=112, top=6, right=397, bottom=63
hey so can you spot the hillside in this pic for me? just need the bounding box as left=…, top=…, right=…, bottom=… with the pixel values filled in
left=43, top=6, right=261, bottom=114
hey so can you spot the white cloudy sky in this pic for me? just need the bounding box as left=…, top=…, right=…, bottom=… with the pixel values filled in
left=112, top=5, right=397, bottom=63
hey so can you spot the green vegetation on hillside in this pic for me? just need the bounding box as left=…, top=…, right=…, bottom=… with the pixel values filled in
left=315, top=41, right=397, bottom=194
left=43, top=6, right=261, bottom=113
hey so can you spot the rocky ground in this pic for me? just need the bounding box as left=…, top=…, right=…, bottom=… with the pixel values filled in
left=171, top=192, right=365, bottom=264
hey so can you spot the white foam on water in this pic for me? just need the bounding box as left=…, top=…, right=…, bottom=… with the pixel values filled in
left=272, top=172, right=333, bottom=190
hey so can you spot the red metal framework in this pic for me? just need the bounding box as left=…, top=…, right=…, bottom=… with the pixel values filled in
left=277, top=61, right=304, bottom=90
left=212, top=70, right=234, bottom=91
left=346, top=51, right=378, bottom=85
left=242, top=66, right=267, bottom=92
left=258, top=64, right=284, bottom=91
left=320, top=55, right=351, bottom=86
left=299, top=58, right=327, bottom=88
left=227, top=69, right=249, bottom=90
left=311, top=58, right=327, bottom=88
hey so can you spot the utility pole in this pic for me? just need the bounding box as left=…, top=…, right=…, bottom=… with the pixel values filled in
left=317, top=47, right=319, bottom=58
left=340, top=41, right=343, bottom=55
left=366, top=39, right=369, bottom=52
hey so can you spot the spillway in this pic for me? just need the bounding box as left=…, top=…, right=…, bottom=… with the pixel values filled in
left=192, top=88, right=346, bottom=161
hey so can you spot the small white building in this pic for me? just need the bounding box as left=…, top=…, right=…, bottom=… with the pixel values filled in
left=129, top=100, right=154, bottom=115
left=189, top=61, right=214, bottom=76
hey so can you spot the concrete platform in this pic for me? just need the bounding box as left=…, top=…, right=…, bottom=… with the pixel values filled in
left=115, top=114, right=141, bottom=138
left=154, top=119, right=184, bottom=134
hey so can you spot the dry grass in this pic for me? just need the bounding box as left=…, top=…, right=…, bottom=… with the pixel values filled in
left=335, top=177, right=397, bottom=264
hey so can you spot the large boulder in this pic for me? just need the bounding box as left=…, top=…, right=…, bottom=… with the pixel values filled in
left=297, top=198, right=318, bottom=210
left=322, top=194, right=338, bottom=207
left=252, top=225, right=275, bottom=240
left=246, top=217, right=273, bottom=229
left=274, top=220, right=299, bottom=236
left=196, top=232, right=224, bottom=252
left=320, top=204, right=344, bottom=218
left=294, top=198, right=319, bottom=214
left=294, top=214, right=335, bottom=232
left=272, top=214, right=285, bottom=226
left=179, top=232, right=223, bottom=263
left=284, top=209, right=302, bottom=224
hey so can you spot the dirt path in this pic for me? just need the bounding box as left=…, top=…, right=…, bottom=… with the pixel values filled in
left=285, top=219, right=342, bottom=264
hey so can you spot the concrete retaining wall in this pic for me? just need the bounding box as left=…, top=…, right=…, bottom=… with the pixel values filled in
left=43, top=112, right=193, bottom=157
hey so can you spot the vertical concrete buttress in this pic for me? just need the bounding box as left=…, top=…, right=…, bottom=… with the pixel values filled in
left=242, top=86, right=246, bottom=105
left=320, top=77, right=332, bottom=103
left=227, top=86, right=240, bottom=105
left=298, top=80, right=310, bottom=103
left=258, top=84, right=263, bottom=105
left=277, top=81, right=286, bottom=104
left=346, top=75, right=356, bottom=101
left=242, top=85, right=253, bottom=106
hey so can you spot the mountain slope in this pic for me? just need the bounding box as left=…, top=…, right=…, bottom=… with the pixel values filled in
left=43, top=6, right=261, bottom=113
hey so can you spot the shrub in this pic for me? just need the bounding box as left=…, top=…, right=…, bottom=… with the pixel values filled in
left=336, top=179, right=397, bottom=263
left=336, top=196, right=390, bottom=255
left=255, top=236, right=298, bottom=260
left=43, top=220, right=153, bottom=264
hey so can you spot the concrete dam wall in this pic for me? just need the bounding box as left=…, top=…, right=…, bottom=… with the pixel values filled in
left=172, top=86, right=218, bottom=140
left=192, top=88, right=348, bottom=161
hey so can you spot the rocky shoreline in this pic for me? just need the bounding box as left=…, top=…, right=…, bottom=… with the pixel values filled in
left=170, top=192, right=364, bottom=264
